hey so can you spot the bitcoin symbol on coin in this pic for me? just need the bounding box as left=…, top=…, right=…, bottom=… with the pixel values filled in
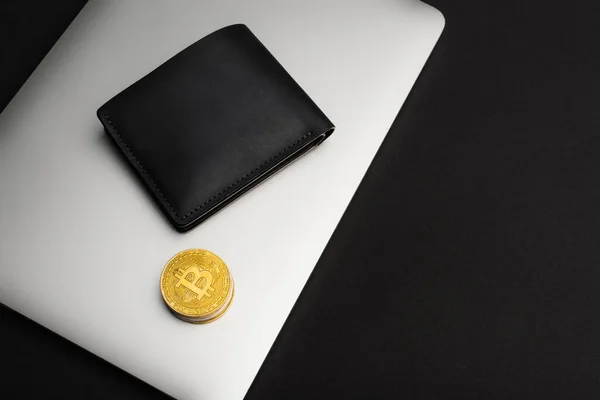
left=174, top=265, right=215, bottom=301
left=160, top=249, right=234, bottom=323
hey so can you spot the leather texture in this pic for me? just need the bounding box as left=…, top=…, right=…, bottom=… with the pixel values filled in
left=98, top=24, right=334, bottom=232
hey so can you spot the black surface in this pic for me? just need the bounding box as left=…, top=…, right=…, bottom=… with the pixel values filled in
left=0, top=305, right=170, bottom=399
left=98, top=24, right=333, bottom=232
left=0, top=0, right=87, bottom=114
left=246, top=0, right=600, bottom=399
left=5, top=0, right=600, bottom=399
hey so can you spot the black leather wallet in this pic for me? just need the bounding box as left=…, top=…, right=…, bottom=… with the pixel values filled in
left=97, top=24, right=334, bottom=232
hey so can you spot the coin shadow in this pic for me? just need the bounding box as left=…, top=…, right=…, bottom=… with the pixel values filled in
left=96, top=128, right=182, bottom=233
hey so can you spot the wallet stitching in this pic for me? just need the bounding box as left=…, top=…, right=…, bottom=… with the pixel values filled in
left=186, top=130, right=313, bottom=219
left=102, top=114, right=178, bottom=215
left=102, top=113, right=313, bottom=222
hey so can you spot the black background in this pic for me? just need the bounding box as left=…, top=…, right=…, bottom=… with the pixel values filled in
left=0, top=1, right=86, bottom=114
left=4, top=0, right=600, bottom=398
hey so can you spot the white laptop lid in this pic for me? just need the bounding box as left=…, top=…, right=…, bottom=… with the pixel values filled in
left=0, top=1, right=444, bottom=399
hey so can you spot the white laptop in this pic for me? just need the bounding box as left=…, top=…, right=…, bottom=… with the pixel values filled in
left=0, top=1, right=444, bottom=399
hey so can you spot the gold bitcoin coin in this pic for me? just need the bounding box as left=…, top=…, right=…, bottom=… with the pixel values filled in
left=160, top=249, right=234, bottom=324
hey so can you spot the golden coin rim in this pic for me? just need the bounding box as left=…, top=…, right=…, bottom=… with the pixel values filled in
left=160, top=249, right=232, bottom=318
left=172, top=278, right=235, bottom=322
left=170, top=285, right=235, bottom=324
